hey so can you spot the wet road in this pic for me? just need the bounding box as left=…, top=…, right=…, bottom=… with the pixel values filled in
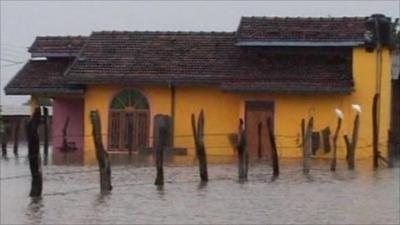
left=1, top=147, right=399, bottom=224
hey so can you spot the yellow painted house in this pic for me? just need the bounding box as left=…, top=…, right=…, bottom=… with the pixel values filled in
left=4, top=15, right=395, bottom=164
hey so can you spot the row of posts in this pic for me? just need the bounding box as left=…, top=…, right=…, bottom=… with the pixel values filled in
left=24, top=101, right=392, bottom=196
left=88, top=109, right=280, bottom=194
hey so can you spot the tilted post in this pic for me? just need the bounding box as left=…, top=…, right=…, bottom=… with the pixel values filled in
left=191, top=110, right=208, bottom=182
left=26, top=107, right=43, bottom=197
left=90, top=110, right=112, bottom=193
left=344, top=113, right=360, bottom=170
left=330, top=117, right=342, bottom=171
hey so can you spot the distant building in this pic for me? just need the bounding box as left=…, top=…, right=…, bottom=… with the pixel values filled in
left=4, top=15, right=395, bottom=164
left=0, top=105, right=52, bottom=142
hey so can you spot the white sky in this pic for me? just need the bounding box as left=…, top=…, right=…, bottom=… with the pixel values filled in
left=1, top=0, right=399, bottom=106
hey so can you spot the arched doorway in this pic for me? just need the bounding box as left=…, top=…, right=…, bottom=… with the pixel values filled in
left=108, top=89, right=150, bottom=152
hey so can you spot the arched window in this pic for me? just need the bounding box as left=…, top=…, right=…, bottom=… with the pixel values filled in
left=110, top=90, right=149, bottom=110
left=108, top=90, right=150, bottom=152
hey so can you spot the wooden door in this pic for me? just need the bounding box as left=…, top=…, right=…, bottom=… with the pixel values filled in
left=245, top=101, right=274, bottom=160
left=108, top=109, right=149, bottom=152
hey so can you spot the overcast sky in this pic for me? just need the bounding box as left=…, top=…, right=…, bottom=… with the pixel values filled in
left=1, top=0, right=399, bottom=106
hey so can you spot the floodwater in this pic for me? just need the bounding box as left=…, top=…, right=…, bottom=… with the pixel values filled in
left=1, top=147, right=399, bottom=225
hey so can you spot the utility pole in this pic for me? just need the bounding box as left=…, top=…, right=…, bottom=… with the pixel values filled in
left=366, top=14, right=393, bottom=168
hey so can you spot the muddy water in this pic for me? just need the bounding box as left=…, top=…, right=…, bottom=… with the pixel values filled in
left=1, top=147, right=399, bottom=224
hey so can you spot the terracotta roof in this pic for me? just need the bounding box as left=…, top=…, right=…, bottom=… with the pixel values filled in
left=66, top=31, right=353, bottom=93
left=236, top=17, right=367, bottom=46
left=29, top=36, right=88, bottom=57
left=4, top=59, right=84, bottom=95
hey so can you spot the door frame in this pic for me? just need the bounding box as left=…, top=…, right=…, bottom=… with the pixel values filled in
left=244, top=101, right=275, bottom=129
left=244, top=100, right=275, bottom=159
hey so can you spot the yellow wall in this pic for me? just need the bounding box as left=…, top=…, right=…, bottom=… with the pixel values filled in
left=83, top=47, right=392, bottom=164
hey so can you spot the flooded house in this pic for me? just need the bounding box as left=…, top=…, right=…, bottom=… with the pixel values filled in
left=4, top=16, right=394, bottom=164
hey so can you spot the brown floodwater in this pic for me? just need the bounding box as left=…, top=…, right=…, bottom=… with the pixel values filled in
left=1, top=146, right=399, bottom=224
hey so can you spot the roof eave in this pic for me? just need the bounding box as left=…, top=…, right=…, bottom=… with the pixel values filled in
left=235, top=41, right=364, bottom=47
left=220, top=86, right=354, bottom=94
left=4, top=87, right=85, bottom=96
left=31, top=52, right=80, bottom=58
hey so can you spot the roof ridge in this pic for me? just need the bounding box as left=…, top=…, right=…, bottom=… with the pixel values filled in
left=91, top=31, right=235, bottom=36
left=35, top=35, right=88, bottom=39
left=241, top=16, right=367, bottom=21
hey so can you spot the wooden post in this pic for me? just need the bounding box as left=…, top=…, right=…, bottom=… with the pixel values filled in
left=26, top=107, right=42, bottom=197
left=42, top=107, right=49, bottom=161
left=1, top=128, right=7, bottom=157
left=90, top=110, right=112, bottom=193
left=61, top=117, right=70, bottom=153
left=330, top=118, right=342, bottom=171
left=343, top=114, right=360, bottom=170
left=322, top=127, right=331, bottom=153
left=372, top=94, right=379, bottom=169
left=311, top=132, right=320, bottom=155
left=267, top=117, right=279, bottom=178
left=191, top=110, right=208, bottom=182
left=153, top=115, right=170, bottom=186
left=237, top=119, right=248, bottom=181
left=301, top=119, right=305, bottom=147
left=13, top=120, right=20, bottom=156
left=303, top=117, right=313, bottom=174
left=257, top=122, right=262, bottom=159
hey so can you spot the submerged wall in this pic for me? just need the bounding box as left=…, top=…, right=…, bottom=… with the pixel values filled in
left=52, top=97, right=84, bottom=164
left=82, top=47, right=392, bottom=164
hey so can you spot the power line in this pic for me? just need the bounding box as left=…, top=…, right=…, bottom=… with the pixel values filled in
left=0, top=43, right=29, bottom=49
left=0, top=57, right=23, bottom=64
left=1, top=48, right=29, bottom=56
left=1, top=63, right=24, bottom=68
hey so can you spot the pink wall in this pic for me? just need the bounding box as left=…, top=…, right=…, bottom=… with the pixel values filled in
left=52, top=98, right=84, bottom=164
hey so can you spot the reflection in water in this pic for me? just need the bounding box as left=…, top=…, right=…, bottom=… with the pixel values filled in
left=25, top=197, right=44, bottom=225
left=197, top=181, right=207, bottom=190
left=95, top=193, right=111, bottom=206
left=156, top=185, right=166, bottom=200
left=14, top=156, right=20, bottom=165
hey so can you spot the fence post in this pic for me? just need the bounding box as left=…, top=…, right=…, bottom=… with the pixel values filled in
left=191, top=110, right=208, bottom=182
left=237, top=119, right=248, bottom=181
left=26, top=107, right=42, bottom=197
left=13, top=120, right=20, bottom=156
left=322, top=127, right=331, bottom=153
left=153, top=115, right=170, bottom=186
left=267, top=117, right=279, bottom=178
left=344, top=114, right=360, bottom=170
left=42, top=107, right=49, bottom=161
left=300, top=119, right=305, bottom=147
left=303, top=117, right=313, bottom=174
left=1, top=129, right=7, bottom=157
left=330, top=117, right=342, bottom=171
left=90, top=110, right=112, bottom=193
